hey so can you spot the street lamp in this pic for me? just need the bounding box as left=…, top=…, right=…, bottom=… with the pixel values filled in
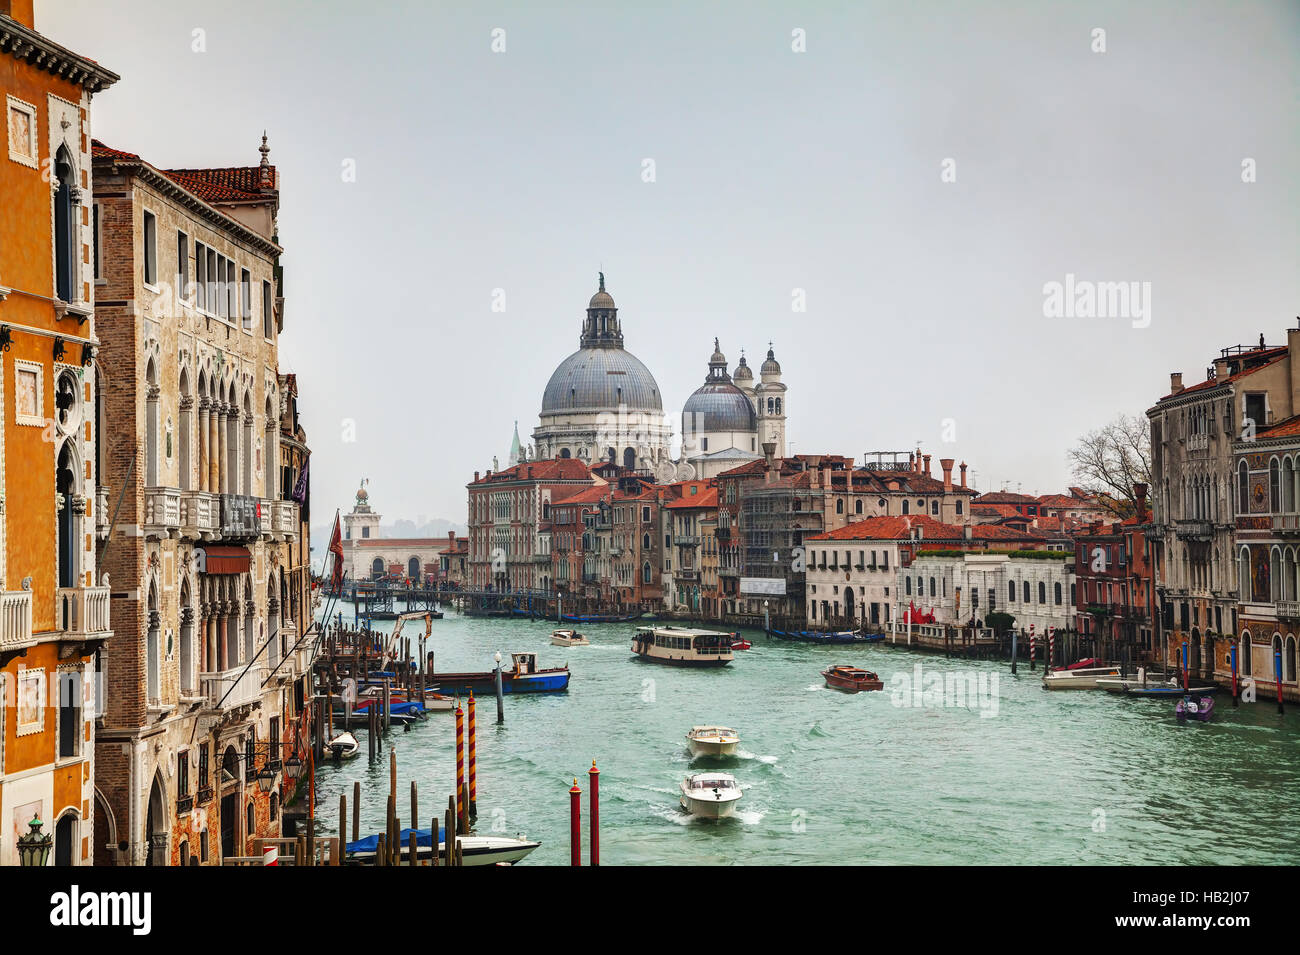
left=283, top=753, right=304, bottom=781
left=256, top=766, right=276, bottom=793
left=17, top=814, right=52, bottom=867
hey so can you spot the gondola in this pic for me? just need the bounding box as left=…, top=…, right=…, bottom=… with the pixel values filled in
left=768, top=628, right=868, bottom=644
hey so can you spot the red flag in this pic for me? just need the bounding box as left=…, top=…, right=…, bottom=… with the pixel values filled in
left=329, top=514, right=344, bottom=590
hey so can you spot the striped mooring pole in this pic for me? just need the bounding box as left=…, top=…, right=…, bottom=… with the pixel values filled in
left=1029, top=624, right=1036, bottom=671
left=455, top=699, right=468, bottom=834
left=1276, top=650, right=1285, bottom=715
left=1230, top=643, right=1239, bottom=707
left=262, top=844, right=278, bottom=866
left=1047, top=625, right=1056, bottom=672
left=468, top=692, right=478, bottom=821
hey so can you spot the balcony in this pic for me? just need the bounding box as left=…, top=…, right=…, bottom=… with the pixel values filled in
left=675, top=535, right=701, bottom=547
left=200, top=663, right=266, bottom=710
left=1187, top=433, right=1209, bottom=452
left=1277, top=600, right=1300, bottom=620
left=176, top=794, right=194, bottom=815
left=143, top=487, right=181, bottom=539
left=268, top=499, right=299, bottom=541
left=1174, top=520, right=1213, bottom=542
left=677, top=567, right=700, bottom=581
left=0, top=591, right=34, bottom=653
left=1273, top=515, right=1300, bottom=536
left=219, top=494, right=262, bottom=539
left=180, top=490, right=220, bottom=540
left=58, top=586, right=112, bottom=638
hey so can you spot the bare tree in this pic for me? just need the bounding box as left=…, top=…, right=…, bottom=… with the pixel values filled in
left=1067, top=413, right=1152, bottom=518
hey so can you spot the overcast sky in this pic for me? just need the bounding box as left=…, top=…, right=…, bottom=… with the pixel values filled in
left=40, top=0, right=1299, bottom=524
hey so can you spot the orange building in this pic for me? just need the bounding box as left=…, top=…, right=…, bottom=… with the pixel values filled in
left=0, top=0, right=118, bottom=865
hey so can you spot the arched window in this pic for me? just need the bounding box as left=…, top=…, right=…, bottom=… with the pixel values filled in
left=1054, top=582, right=1062, bottom=605
left=836, top=499, right=844, bottom=514
left=1270, top=458, right=1282, bottom=512
left=929, top=577, right=936, bottom=597
left=54, top=145, right=77, bottom=302
left=408, top=557, right=420, bottom=580
left=854, top=499, right=863, bottom=514
left=642, top=532, right=651, bottom=549
left=247, top=802, right=256, bottom=841
left=902, top=501, right=909, bottom=515
left=1009, top=581, right=1016, bottom=602
left=1286, top=635, right=1298, bottom=683
left=623, top=447, right=636, bottom=470
left=371, top=557, right=385, bottom=579
left=642, top=561, right=651, bottom=584
left=145, top=359, right=160, bottom=486
left=1238, top=461, right=1250, bottom=515
left=905, top=577, right=912, bottom=595
left=1022, top=581, right=1031, bottom=603
left=559, top=448, right=570, bottom=459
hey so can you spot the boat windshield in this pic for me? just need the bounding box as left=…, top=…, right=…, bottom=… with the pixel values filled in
left=691, top=777, right=734, bottom=789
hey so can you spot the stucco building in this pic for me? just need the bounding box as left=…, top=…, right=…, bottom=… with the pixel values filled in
left=0, top=0, right=118, bottom=866
left=91, top=136, right=310, bottom=866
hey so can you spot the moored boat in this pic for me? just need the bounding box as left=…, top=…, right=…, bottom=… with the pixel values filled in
left=1042, top=664, right=1122, bottom=689
left=821, top=665, right=884, bottom=692
left=679, top=772, right=743, bottom=819
left=326, top=730, right=360, bottom=760
left=632, top=627, right=734, bottom=667
left=345, top=829, right=540, bottom=866
left=432, top=652, right=570, bottom=695
left=686, top=725, right=740, bottom=757
left=770, top=628, right=868, bottom=644
left=551, top=628, right=590, bottom=647
left=731, top=635, right=752, bottom=650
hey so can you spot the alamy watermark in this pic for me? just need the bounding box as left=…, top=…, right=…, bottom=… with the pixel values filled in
left=888, top=663, right=1000, bottom=718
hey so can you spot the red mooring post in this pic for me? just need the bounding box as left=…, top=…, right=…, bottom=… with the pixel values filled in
left=468, top=692, right=478, bottom=821
left=569, top=778, right=582, bottom=867
left=1231, top=643, right=1239, bottom=708
left=1276, top=650, right=1285, bottom=715
left=589, top=760, right=600, bottom=866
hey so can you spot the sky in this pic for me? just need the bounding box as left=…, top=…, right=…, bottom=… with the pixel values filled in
left=37, top=0, right=1300, bottom=525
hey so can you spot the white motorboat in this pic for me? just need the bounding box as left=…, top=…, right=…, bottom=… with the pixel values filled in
left=680, top=772, right=743, bottom=819
left=346, top=832, right=541, bottom=866
left=1042, top=664, right=1122, bottom=690
left=633, top=626, right=734, bottom=667
left=551, top=628, right=590, bottom=647
left=326, top=730, right=359, bottom=760
left=686, top=725, right=740, bottom=757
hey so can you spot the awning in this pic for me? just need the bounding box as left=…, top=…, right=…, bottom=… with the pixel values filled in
left=199, top=545, right=251, bottom=575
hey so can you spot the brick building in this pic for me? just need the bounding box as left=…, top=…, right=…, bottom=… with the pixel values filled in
left=0, top=0, right=118, bottom=866
left=91, top=137, right=310, bottom=865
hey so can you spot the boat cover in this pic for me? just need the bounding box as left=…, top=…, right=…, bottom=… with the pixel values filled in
left=347, top=827, right=434, bottom=854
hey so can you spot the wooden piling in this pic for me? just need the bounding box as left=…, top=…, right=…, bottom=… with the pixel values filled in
left=409, top=829, right=417, bottom=867
left=339, top=794, right=346, bottom=854
left=430, top=816, right=439, bottom=867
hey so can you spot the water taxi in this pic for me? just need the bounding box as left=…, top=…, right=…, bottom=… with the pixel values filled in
left=632, top=626, right=734, bottom=667
left=680, top=773, right=743, bottom=819
left=551, top=629, right=590, bottom=647
left=686, top=725, right=740, bottom=757
left=345, top=830, right=540, bottom=866
left=821, top=665, right=884, bottom=692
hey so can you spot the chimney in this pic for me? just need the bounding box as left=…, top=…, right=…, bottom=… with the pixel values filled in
left=526, top=464, right=533, bottom=479
left=1170, top=372, right=1184, bottom=394
left=0, top=1, right=35, bottom=28
left=821, top=466, right=831, bottom=489
left=940, top=458, right=953, bottom=491
left=474, top=471, right=480, bottom=482
left=923, top=454, right=932, bottom=477
left=448, top=531, right=456, bottom=546
left=1133, top=482, right=1149, bottom=523
left=959, top=462, right=967, bottom=488
left=763, top=441, right=776, bottom=466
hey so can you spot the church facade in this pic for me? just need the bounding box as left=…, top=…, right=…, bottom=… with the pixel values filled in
left=526, top=276, right=787, bottom=483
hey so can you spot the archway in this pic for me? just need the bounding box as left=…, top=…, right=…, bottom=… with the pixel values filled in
left=54, top=811, right=78, bottom=866
left=623, top=447, right=636, bottom=470
left=145, top=771, right=167, bottom=866
left=220, top=746, right=239, bottom=859
left=56, top=440, right=79, bottom=588
left=371, top=557, right=384, bottom=579
left=408, top=556, right=420, bottom=581
left=844, top=588, right=855, bottom=623
left=93, top=789, right=116, bottom=867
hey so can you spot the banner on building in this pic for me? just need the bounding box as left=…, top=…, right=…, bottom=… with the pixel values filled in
left=741, top=577, right=786, bottom=596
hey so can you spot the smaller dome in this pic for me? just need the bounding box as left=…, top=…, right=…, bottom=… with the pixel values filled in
left=589, top=290, right=615, bottom=309
left=733, top=354, right=753, bottom=381
left=761, top=345, right=781, bottom=375
left=710, top=337, right=726, bottom=365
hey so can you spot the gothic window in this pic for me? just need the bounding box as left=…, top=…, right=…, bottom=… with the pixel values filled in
left=54, top=146, right=78, bottom=301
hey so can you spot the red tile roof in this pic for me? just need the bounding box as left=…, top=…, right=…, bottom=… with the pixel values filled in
left=94, top=141, right=276, bottom=203
left=973, top=491, right=1039, bottom=504
left=809, top=515, right=962, bottom=542
left=665, top=487, right=718, bottom=509
left=1158, top=348, right=1287, bottom=401
left=1258, top=414, right=1300, bottom=439
left=470, top=458, right=593, bottom=485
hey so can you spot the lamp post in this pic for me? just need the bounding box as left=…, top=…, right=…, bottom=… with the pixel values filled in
left=494, top=651, right=504, bottom=724
left=17, top=814, right=52, bottom=867
left=763, top=599, right=770, bottom=636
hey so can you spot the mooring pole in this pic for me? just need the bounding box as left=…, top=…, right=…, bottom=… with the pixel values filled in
left=1231, top=643, right=1239, bottom=707
left=1276, top=649, right=1285, bottom=714
left=494, top=652, right=505, bottom=724
left=1010, top=628, right=1018, bottom=675
left=468, top=693, right=478, bottom=821
left=589, top=760, right=600, bottom=867
left=455, top=700, right=468, bottom=834
left=569, top=777, right=582, bottom=867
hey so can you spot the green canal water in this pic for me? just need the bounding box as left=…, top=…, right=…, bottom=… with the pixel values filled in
left=310, top=605, right=1300, bottom=865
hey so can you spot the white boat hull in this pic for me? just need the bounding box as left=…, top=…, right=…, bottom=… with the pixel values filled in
left=687, top=739, right=739, bottom=757
left=1042, top=666, right=1122, bottom=690
left=680, top=792, right=741, bottom=819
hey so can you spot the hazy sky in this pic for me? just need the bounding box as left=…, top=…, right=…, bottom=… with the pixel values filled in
left=39, top=0, right=1299, bottom=524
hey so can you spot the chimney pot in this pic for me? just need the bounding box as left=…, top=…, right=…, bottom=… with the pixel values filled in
left=940, top=458, right=954, bottom=492
left=474, top=471, right=480, bottom=482
left=1170, top=372, right=1184, bottom=394
left=923, top=454, right=932, bottom=477
left=959, top=462, right=968, bottom=489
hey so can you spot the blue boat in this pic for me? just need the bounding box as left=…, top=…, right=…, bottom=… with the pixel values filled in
left=769, top=628, right=869, bottom=645
left=430, top=653, right=570, bottom=695
left=345, top=828, right=540, bottom=866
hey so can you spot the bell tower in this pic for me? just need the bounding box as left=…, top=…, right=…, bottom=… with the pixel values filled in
left=754, top=344, right=787, bottom=457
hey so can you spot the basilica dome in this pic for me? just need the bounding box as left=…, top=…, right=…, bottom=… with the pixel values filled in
left=541, top=347, right=663, bottom=413
left=682, top=339, right=758, bottom=433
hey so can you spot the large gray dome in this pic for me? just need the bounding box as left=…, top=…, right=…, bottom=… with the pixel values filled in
left=683, top=381, right=757, bottom=432
left=541, top=347, right=663, bottom=413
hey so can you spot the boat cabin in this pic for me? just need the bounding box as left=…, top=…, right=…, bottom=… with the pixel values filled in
left=511, top=653, right=538, bottom=674
left=635, top=627, right=732, bottom=655
left=687, top=775, right=737, bottom=790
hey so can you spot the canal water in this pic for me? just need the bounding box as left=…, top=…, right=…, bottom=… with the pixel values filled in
left=311, top=604, right=1300, bottom=865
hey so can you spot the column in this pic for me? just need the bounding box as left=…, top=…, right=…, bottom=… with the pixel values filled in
left=208, top=402, right=220, bottom=493
left=197, top=398, right=209, bottom=493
